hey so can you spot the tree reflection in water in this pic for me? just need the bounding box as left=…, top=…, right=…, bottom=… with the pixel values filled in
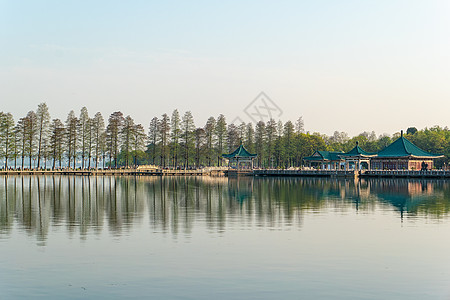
left=1, top=176, right=450, bottom=243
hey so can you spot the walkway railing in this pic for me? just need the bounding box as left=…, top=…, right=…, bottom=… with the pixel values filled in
left=362, top=170, right=450, bottom=178
left=253, top=169, right=356, bottom=177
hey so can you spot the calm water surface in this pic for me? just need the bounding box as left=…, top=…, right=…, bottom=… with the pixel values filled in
left=1, top=176, right=450, bottom=299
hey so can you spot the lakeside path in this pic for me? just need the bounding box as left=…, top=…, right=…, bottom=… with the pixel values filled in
left=2, top=169, right=450, bottom=178
left=0, top=169, right=208, bottom=176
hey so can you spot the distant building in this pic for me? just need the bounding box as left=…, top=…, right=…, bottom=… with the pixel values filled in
left=222, top=144, right=257, bottom=170
left=370, top=132, right=443, bottom=170
left=303, top=150, right=344, bottom=170
left=303, top=131, right=444, bottom=171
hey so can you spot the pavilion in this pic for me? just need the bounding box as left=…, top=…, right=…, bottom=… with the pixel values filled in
left=340, top=142, right=377, bottom=170
left=222, top=144, right=257, bottom=170
left=303, top=150, right=345, bottom=170
left=369, top=132, right=444, bottom=170
left=303, top=131, right=444, bottom=171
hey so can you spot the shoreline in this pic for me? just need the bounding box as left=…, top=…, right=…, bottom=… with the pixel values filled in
left=1, top=169, right=450, bottom=179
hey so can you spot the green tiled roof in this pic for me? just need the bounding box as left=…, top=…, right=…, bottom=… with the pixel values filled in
left=222, top=145, right=257, bottom=158
left=341, top=145, right=376, bottom=157
left=376, top=136, right=443, bottom=158
left=304, top=150, right=344, bottom=161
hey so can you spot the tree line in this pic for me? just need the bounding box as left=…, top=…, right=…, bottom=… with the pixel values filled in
left=0, top=103, right=449, bottom=169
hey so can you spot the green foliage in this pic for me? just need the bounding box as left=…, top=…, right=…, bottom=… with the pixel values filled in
left=2, top=104, right=450, bottom=170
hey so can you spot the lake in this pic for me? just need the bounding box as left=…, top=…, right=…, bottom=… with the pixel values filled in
left=1, top=175, right=450, bottom=299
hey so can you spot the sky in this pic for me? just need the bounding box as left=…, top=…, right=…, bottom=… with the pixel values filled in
left=1, top=0, right=450, bottom=136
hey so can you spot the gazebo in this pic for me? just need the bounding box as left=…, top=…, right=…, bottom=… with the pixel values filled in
left=222, top=145, right=257, bottom=170
left=303, top=150, right=345, bottom=170
left=370, top=132, right=444, bottom=170
left=340, top=142, right=377, bottom=170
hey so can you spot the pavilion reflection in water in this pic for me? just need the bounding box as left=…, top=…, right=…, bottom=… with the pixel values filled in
left=1, top=176, right=450, bottom=243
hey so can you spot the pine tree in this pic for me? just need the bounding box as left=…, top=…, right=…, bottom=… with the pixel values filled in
left=283, top=120, right=295, bottom=168
left=65, top=110, right=78, bottom=169
left=148, top=117, right=158, bottom=165
left=132, top=124, right=146, bottom=168
left=36, top=103, right=50, bottom=169
left=255, top=121, right=266, bottom=167
left=204, top=117, right=216, bottom=166
left=227, top=124, right=239, bottom=152
left=79, top=107, right=90, bottom=169
left=215, top=114, right=227, bottom=166
left=49, top=119, right=65, bottom=169
left=158, top=114, right=170, bottom=167
left=106, top=111, right=124, bottom=168
left=24, top=111, right=37, bottom=169
left=181, top=111, right=195, bottom=168
left=244, top=123, right=255, bottom=154
left=121, top=115, right=135, bottom=167
left=194, top=128, right=205, bottom=168
left=170, top=109, right=181, bottom=168
left=266, top=119, right=277, bottom=168
left=92, top=112, right=105, bottom=169
left=0, top=112, right=15, bottom=169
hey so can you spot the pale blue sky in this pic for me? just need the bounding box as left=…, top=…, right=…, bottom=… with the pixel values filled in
left=1, top=0, right=449, bottom=135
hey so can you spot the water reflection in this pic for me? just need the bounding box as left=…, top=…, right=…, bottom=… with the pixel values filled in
left=1, top=176, right=450, bottom=243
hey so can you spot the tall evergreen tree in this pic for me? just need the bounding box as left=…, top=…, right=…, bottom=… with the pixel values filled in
left=79, top=107, right=90, bottom=169
left=215, top=114, right=227, bottom=166
left=35, top=103, right=50, bottom=168
left=283, top=120, right=295, bottom=168
left=227, top=124, right=239, bottom=152
left=194, top=127, right=205, bottom=168
left=24, top=111, right=38, bottom=168
left=132, top=124, right=146, bottom=168
left=204, top=117, right=216, bottom=166
left=148, top=117, right=158, bottom=165
left=106, top=111, right=124, bottom=168
left=244, top=123, right=255, bottom=154
left=255, top=121, right=266, bottom=167
left=266, top=119, right=277, bottom=168
left=121, top=115, right=135, bottom=167
left=295, top=116, right=304, bottom=134
left=170, top=109, right=181, bottom=168
left=0, top=112, right=15, bottom=169
left=16, top=117, right=27, bottom=169
left=181, top=111, right=195, bottom=168
left=158, top=114, right=170, bottom=167
left=65, top=110, right=78, bottom=169
left=92, top=112, right=105, bottom=169
left=49, top=119, right=65, bottom=169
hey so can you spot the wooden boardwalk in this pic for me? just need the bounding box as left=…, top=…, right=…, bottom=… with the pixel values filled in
left=1, top=168, right=450, bottom=179
left=361, top=170, right=450, bottom=178
left=0, top=168, right=226, bottom=177
left=253, top=169, right=357, bottom=177
left=254, top=169, right=450, bottom=179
